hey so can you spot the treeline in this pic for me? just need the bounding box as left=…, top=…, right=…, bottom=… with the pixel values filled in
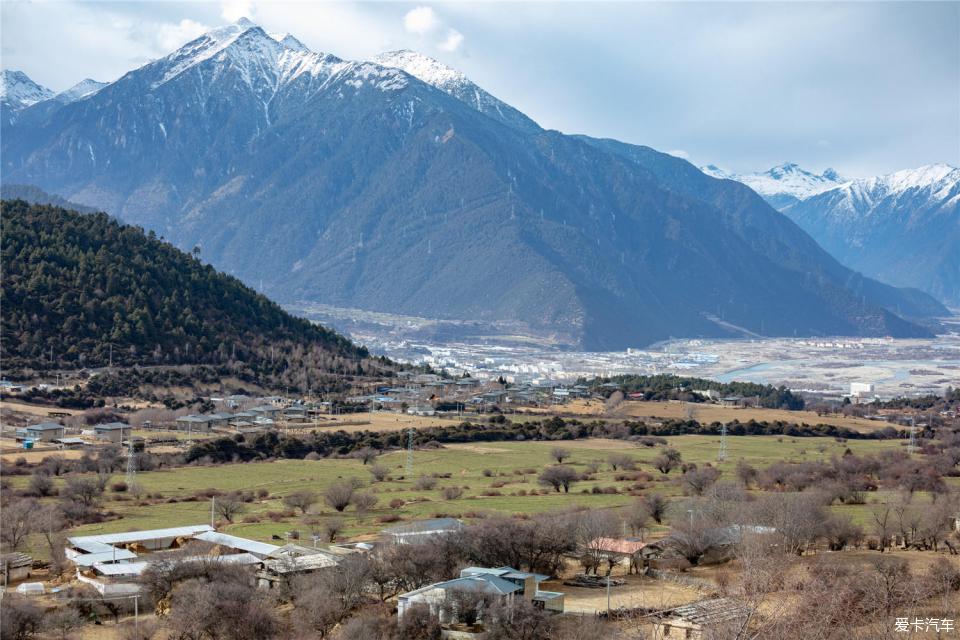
left=15, top=362, right=382, bottom=409
left=1, top=200, right=376, bottom=379
left=184, top=415, right=904, bottom=464
left=589, top=373, right=805, bottom=410
left=874, top=386, right=960, bottom=411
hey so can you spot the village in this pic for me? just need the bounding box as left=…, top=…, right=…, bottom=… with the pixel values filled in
left=2, top=368, right=960, bottom=639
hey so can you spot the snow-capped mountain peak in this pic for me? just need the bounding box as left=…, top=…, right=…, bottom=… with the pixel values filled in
left=54, top=78, right=108, bottom=104
left=701, top=161, right=846, bottom=209
left=782, top=162, right=960, bottom=305
left=374, top=50, right=467, bottom=91
left=271, top=33, right=310, bottom=53
left=372, top=49, right=540, bottom=133
left=0, top=69, right=54, bottom=109
left=827, top=163, right=960, bottom=213
left=148, top=20, right=354, bottom=95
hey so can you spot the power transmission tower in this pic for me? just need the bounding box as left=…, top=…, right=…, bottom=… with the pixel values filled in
left=406, top=428, right=415, bottom=478
left=718, top=422, right=728, bottom=462
left=125, top=427, right=137, bottom=484
left=907, top=417, right=917, bottom=455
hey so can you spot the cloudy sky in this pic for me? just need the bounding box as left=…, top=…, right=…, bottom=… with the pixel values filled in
left=2, top=1, right=957, bottom=177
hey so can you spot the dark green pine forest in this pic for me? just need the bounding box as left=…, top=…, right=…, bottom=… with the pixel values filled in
left=1, top=200, right=380, bottom=383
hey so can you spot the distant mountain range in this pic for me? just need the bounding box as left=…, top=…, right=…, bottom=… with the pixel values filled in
left=701, top=163, right=846, bottom=210
left=705, top=162, right=960, bottom=306
left=0, top=20, right=946, bottom=349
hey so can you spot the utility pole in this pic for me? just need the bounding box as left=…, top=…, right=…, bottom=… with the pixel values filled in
left=606, top=572, right=611, bottom=615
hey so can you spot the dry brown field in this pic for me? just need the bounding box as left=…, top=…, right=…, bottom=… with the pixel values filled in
left=524, top=398, right=894, bottom=433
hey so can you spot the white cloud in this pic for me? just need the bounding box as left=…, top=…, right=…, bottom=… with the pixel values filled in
left=221, top=1, right=254, bottom=23
left=667, top=150, right=691, bottom=160
left=155, top=19, right=210, bottom=52
left=438, top=28, right=464, bottom=52
left=403, top=6, right=439, bottom=36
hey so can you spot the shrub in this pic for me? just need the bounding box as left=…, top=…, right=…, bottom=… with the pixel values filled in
left=441, top=486, right=465, bottom=500
left=389, top=498, right=405, bottom=509
left=414, top=476, right=437, bottom=491
left=111, top=481, right=128, bottom=493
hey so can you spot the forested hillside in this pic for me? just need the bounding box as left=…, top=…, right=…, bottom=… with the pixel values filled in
left=1, top=200, right=375, bottom=382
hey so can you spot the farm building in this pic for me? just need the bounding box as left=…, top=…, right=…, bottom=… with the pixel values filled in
left=649, top=597, right=751, bottom=639
left=587, top=537, right=650, bottom=573
left=1, top=553, right=33, bottom=583
left=64, top=525, right=288, bottom=595
left=383, top=518, right=464, bottom=544
left=256, top=544, right=340, bottom=589
left=16, top=422, right=65, bottom=442
left=94, top=422, right=130, bottom=443
left=398, top=566, right=564, bottom=622
left=176, top=415, right=213, bottom=432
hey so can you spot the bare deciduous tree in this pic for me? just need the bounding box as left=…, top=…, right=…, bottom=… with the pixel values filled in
left=1, top=499, right=37, bottom=551
left=683, top=465, right=721, bottom=496
left=607, top=453, right=636, bottom=471
left=641, top=493, right=669, bottom=524
left=369, top=463, right=390, bottom=482
left=323, top=517, right=346, bottom=543
left=352, top=492, right=378, bottom=518
left=324, top=480, right=357, bottom=512
left=538, top=465, right=578, bottom=493
left=283, top=490, right=318, bottom=515
left=214, top=492, right=246, bottom=523
left=353, top=447, right=379, bottom=465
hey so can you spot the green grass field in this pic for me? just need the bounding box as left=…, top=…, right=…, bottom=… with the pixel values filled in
left=16, top=434, right=927, bottom=558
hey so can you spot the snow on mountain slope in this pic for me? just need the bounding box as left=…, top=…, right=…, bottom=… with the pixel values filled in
left=270, top=33, right=310, bottom=53
left=702, top=162, right=846, bottom=210
left=784, top=163, right=960, bottom=305
left=148, top=20, right=410, bottom=101
left=0, top=70, right=54, bottom=109
left=373, top=49, right=540, bottom=133
left=829, top=163, right=960, bottom=214
left=54, top=79, right=108, bottom=104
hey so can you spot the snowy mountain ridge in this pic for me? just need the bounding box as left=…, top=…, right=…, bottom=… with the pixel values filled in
left=0, top=70, right=54, bottom=109
left=373, top=49, right=540, bottom=133
left=702, top=162, right=846, bottom=209
left=831, top=163, right=960, bottom=213
left=54, top=79, right=108, bottom=104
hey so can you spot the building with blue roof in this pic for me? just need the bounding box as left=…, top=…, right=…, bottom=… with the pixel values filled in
left=397, top=565, right=564, bottom=624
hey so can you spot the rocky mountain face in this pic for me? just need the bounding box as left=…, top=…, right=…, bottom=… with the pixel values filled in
left=784, top=164, right=960, bottom=306
left=0, top=21, right=946, bottom=349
